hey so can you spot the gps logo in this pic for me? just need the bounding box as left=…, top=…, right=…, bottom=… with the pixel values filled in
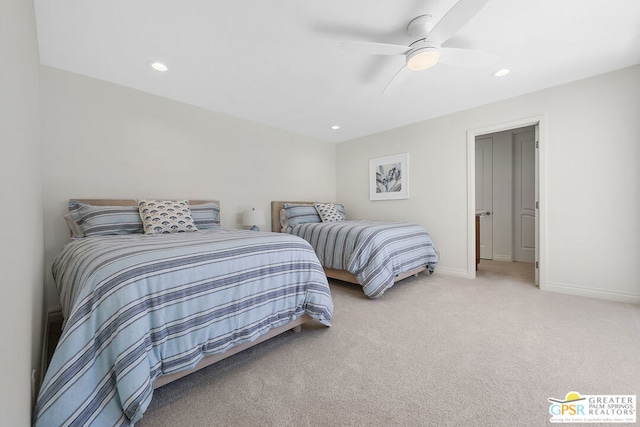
left=549, top=392, right=586, bottom=417
left=549, top=392, right=636, bottom=423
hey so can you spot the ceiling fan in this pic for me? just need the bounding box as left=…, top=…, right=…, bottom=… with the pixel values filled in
left=341, top=0, right=493, bottom=94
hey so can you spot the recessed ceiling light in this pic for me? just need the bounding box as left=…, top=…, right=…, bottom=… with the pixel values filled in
left=492, top=68, right=510, bottom=77
left=331, top=125, right=340, bottom=130
left=150, top=61, right=168, bottom=72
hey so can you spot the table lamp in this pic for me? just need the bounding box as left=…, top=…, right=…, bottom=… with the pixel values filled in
left=242, top=208, right=265, bottom=231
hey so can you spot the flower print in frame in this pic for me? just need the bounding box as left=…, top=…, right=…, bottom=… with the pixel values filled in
left=369, top=153, right=409, bottom=200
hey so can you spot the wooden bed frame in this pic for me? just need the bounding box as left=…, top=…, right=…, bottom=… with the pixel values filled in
left=69, top=199, right=315, bottom=389
left=270, top=201, right=426, bottom=285
left=154, top=314, right=310, bottom=388
left=72, top=199, right=217, bottom=207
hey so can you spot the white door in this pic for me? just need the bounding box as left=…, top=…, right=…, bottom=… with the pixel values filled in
left=534, top=124, right=540, bottom=286
left=513, top=128, right=536, bottom=263
left=475, top=137, right=493, bottom=259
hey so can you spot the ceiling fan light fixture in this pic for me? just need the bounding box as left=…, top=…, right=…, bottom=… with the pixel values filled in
left=406, top=47, right=440, bottom=71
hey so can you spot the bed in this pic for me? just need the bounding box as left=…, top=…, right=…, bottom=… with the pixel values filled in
left=271, top=201, right=438, bottom=298
left=34, top=199, right=333, bottom=426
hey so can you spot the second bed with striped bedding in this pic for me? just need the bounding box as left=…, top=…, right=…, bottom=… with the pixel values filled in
left=285, top=220, right=438, bottom=298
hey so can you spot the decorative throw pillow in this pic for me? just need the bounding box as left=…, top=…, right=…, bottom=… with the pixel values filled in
left=280, top=209, right=288, bottom=230
left=314, top=202, right=345, bottom=223
left=335, top=203, right=346, bottom=219
left=138, top=200, right=198, bottom=234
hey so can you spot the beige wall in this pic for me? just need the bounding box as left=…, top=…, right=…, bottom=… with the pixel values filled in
left=336, top=65, right=640, bottom=303
left=0, top=0, right=44, bottom=424
left=40, top=66, right=336, bottom=312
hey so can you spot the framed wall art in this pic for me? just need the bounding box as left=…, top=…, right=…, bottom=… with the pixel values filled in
left=369, top=153, right=409, bottom=200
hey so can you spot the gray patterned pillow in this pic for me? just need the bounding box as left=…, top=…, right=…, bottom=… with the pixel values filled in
left=314, top=202, right=345, bottom=223
left=138, top=200, right=198, bottom=234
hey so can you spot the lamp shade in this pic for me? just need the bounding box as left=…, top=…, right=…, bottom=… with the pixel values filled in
left=242, top=208, right=265, bottom=231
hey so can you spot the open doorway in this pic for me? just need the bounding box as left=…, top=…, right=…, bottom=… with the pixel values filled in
left=475, top=126, right=536, bottom=284
left=476, top=126, right=535, bottom=262
left=467, top=117, right=545, bottom=287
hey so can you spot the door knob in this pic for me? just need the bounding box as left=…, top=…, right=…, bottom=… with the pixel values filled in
left=485, top=211, right=491, bottom=216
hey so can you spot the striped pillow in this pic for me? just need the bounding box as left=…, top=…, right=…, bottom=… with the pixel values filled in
left=68, top=200, right=85, bottom=225
left=283, top=204, right=321, bottom=227
left=64, top=212, right=84, bottom=238
left=74, top=204, right=144, bottom=237
left=190, top=202, right=220, bottom=230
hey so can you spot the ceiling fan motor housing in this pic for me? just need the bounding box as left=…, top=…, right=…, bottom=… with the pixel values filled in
left=407, top=14, right=437, bottom=38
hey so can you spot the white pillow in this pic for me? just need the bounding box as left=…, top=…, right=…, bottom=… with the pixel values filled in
left=138, top=200, right=198, bottom=234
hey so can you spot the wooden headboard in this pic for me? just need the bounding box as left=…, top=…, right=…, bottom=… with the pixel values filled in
left=270, top=201, right=314, bottom=233
left=66, top=200, right=219, bottom=237
left=72, top=199, right=219, bottom=207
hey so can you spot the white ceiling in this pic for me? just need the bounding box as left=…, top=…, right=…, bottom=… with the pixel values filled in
left=34, top=1, right=640, bottom=143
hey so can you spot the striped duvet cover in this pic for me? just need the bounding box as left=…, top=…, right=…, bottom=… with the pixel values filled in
left=34, top=230, right=333, bottom=426
left=285, top=220, right=438, bottom=298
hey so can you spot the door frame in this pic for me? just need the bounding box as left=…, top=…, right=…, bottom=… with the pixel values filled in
left=466, top=115, right=546, bottom=287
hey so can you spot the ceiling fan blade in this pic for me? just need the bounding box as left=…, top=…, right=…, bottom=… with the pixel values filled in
left=341, top=41, right=411, bottom=56
left=382, top=65, right=412, bottom=95
left=439, top=47, right=497, bottom=68
left=427, top=0, right=490, bottom=45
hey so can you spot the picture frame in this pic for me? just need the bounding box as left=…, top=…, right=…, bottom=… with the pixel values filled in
left=369, top=153, right=409, bottom=200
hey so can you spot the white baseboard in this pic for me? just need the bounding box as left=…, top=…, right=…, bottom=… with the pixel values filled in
left=434, top=267, right=639, bottom=305
left=542, top=282, right=640, bottom=305
left=492, top=255, right=514, bottom=262
left=434, top=266, right=473, bottom=279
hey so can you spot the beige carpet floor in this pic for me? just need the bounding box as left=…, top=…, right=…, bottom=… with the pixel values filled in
left=138, top=261, right=640, bottom=426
